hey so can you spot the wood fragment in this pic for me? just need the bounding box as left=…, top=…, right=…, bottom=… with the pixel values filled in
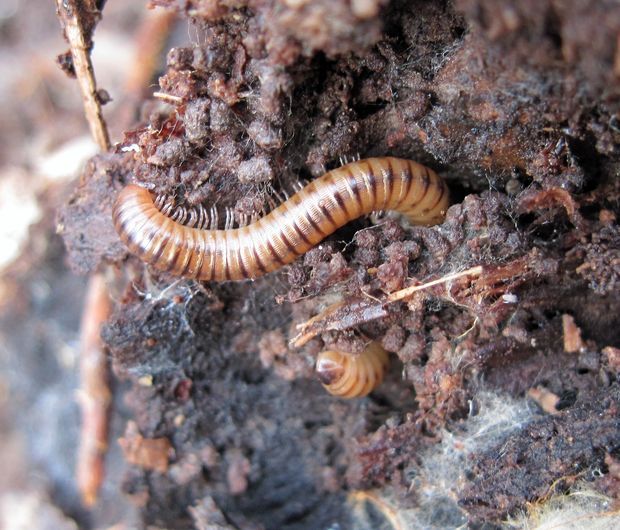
left=562, top=314, right=584, bottom=353
left=528, top=386, right=561, bottom=414
left=55, top=0, right=110, bottom=150
left=76, top=272, right=112, bottom=507
left=292, top=299, right=389, bottom=347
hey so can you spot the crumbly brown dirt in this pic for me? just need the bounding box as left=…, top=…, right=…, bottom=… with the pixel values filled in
left=55, top=0, right=620, bottom=528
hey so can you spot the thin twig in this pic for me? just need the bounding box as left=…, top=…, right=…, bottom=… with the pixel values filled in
left=291, top=266, right=483, bottom=347
left=152, top=91, right=184, bottom=104
left=76, top=273, right=112, bottom=506
left=55, top=0, right=112, bottom=505
left=386, top=266, right=483, bottom=303
left=55, top=0, right=110, bottom=150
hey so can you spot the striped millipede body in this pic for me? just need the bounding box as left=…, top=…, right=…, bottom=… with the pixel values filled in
left=112, top=157, right=449, bottom=281
left=316, top=342, right=389, bottom=398
left=154, top=194, right=253, bottom=231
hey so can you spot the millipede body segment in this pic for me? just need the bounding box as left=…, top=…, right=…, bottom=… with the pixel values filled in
left=112, top=157, right=449, bottom=281
left=316, top=342, right=390, bottom=398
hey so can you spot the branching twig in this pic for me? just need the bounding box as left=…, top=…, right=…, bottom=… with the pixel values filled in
left=291, top=266, right=483, bottom=347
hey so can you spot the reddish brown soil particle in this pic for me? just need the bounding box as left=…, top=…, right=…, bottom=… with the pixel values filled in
left=118, top=421, right=174, bottom=474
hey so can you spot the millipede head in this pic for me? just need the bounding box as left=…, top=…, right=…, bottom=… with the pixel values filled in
left=315, top=341, right=389, bottom=399
left=316, top=350, right=347, bottom=385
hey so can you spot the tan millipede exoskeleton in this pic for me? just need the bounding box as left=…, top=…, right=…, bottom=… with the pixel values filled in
left=315, top=341, right=390, bottom=398
left=112, top=157, right=450, bottom=281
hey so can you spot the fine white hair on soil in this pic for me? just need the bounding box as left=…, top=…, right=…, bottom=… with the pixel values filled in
left=416, top=390, right=536, bottom=498
left=376, top=390, right=540, bottom=529
left=507, top=485, right=620, bottom=530
left=347, top=391, right=540, bottom=530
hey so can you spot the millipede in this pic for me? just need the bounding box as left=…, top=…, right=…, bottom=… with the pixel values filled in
left=112, top=157, right=450, bottom=281
left=315, top=341, right=389, bottom=399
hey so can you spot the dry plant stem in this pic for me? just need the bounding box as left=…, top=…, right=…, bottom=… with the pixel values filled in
left=56, top=0, right=112, bottom=505
left=292, top=266, right=483, bottom=347
left=76, top=272, right=112, bottom=507
left=115, top=9, right=177, bottom=131
left=124, top=10, right=176, bottom=98
left=153, top=91, right=184, bottom=104
left=73, top=9, right=174, bottom=502
left=55, top=0, right=110, bottom=150
left=386, top=266, right=483, bottom=303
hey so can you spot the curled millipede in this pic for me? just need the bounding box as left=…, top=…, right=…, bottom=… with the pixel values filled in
left=112, top=157, right=450, bottom=281
left=316, top=341, right=389, bottom=398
